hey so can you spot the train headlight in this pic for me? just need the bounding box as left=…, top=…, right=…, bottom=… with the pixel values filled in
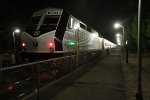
left=49, top=42, right=53, bottom=48
left=48, top=42, right=54, bottom=53
left=22, top=42, right=26, bottom=51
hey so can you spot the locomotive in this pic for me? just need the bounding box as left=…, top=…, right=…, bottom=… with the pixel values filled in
left=21, top=8, right=116, bottom=60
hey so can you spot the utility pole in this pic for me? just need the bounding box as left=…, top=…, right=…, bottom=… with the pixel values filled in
left=136, top=0, right=143, bottom=99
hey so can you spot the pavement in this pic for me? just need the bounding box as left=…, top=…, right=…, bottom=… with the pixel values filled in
left=122, top=53, right=150, bottom=100
left=51, top=54, right=125, bottom=100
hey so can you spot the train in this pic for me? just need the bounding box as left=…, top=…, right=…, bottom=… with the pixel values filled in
left=21, top=8, right=116, bottom=60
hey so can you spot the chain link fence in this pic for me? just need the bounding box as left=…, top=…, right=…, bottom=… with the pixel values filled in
left=0, top=52, right=103, bottom=100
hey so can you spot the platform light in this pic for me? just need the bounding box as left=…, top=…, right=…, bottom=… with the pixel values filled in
left=114, top=22, right=125, bottom=59
left=14, top=29, right=20, bottom=33
left=118, top=42, right=121, bottom=45
left=116, top=38, right=120, bottom=42
left=13, top=28, right=20, bottom=51
left=114, top=22, right=121, bottom=29
left=116, top=33, right=121, bottom=38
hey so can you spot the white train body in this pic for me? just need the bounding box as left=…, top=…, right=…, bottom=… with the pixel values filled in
left=21, top=8, right=116, bottom=59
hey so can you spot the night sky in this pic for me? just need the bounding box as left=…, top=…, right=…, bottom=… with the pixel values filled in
left=0, top=0, right=138, bottom=42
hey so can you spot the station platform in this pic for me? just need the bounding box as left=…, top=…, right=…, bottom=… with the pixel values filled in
left=51, top=54, right=125, bottom=100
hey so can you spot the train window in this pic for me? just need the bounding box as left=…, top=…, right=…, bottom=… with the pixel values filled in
left=25, top=15, right=60, bottom=37
left=36, top=15, right=60, bottom=34
left=80, top=23, right=86, bottom=30
left=28, top=16, right=41, bottom=26
left=87, top=26, right=92, bottom=32
left=25, top=16, right=41, bottom=36
left=43, top=15, right=59, bottom=25
left=68, top=17, right=74, bottom=29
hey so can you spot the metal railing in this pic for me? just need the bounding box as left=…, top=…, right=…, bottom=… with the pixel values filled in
left=0, top=52, right=103, bottom=100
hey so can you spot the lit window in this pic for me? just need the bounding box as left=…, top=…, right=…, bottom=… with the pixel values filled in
left=69, top=17, right=74, bottom=29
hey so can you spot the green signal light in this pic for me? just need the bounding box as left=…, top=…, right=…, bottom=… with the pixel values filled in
left=67, top=41, right=77, bottom=46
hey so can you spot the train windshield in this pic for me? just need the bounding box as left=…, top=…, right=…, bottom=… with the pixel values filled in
left=25, top=16, right=41, bottom=36
left=40, top=15, right=60, bottom=33
left=25, top=15, right=60, bottom=37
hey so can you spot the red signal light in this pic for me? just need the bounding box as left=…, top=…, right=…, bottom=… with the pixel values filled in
left=49, top=43, right=53, bottom=47
left=49, top=42, right=53, bottom=48
left=22, top=42, right=26, bottom=47
left=7, top=85, right=13, bottom=91
left=48, top=42, right=54, bottom=53
left=34, top=88, right=39, bottom=93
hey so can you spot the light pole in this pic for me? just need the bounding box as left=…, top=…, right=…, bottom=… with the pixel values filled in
left=136, top=0, right=143, bottom=99
left=114, top=23, right=125, bottom=60
left=126, top=40, right=128, bottom=64
left=13, top=29, right=20, bottom=52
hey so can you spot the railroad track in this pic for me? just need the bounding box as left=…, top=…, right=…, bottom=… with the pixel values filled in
left=0, top=52, right=104, bottom=100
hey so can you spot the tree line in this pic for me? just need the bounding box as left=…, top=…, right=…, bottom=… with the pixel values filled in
left=124, top=14, right=150, bottom=53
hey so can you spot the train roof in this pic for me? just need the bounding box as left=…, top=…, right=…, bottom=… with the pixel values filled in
left=32, top=8, right=64, bottom=17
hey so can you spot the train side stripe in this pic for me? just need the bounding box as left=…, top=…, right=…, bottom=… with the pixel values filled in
left=55, top=10, right=70, bottom=51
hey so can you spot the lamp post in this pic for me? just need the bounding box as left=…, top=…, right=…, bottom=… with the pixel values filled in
left=136, top=0, right=143, bottom=99
left=114, top=23, right=125, bottom=60
left=126, top=40, right=128, bottom=64
left=13, top=29, right=20, bottom=52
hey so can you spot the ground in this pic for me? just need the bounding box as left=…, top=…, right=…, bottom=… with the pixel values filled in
left=122, top=53, right=150, bottom=100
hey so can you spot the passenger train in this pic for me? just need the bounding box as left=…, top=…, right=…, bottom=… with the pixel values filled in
left=21, top=8, right=116, bottom=60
